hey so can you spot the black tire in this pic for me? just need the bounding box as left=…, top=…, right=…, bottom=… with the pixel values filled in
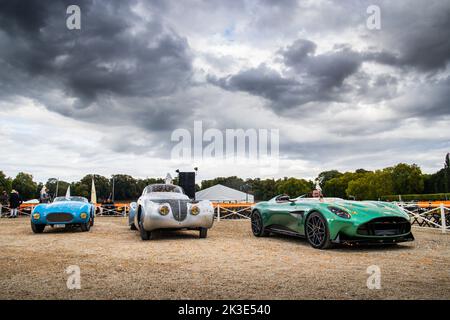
left=90, top=215, right=95, bottom=227
left=31, top=223, right=45, bottom=233
left=130, top=223, right=137, bottom=230
left=305, top=212, right=333, bottom=249
left=199, top=228, right=208, bottom=238
left=251, top=210, right=270, bottom=237
left=80, top=215, right=92, bottom=232
left=139, top=220, right=152, bottom=240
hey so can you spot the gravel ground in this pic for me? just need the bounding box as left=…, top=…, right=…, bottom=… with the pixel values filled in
left=0, top=217, right=449, bottom=300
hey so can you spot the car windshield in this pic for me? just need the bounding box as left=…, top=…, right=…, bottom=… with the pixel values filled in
left=53, top=196, right=88, bottom=203
left=145, top=184, right=184, bottom=194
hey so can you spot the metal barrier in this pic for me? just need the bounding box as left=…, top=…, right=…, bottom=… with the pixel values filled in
left=214, top=203, right=254, bottom=220
left=95, top=204, right=129, bottom=217
left=0, top=204, right=32, bottom=217
left=397, top=202, right=449, bottom=233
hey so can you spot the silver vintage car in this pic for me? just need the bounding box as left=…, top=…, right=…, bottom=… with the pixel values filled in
left=129, top=184, right=214, bottom=240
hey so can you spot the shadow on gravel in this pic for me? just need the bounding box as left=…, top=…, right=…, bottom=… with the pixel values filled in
left=267, top=233, right=414, bottom=252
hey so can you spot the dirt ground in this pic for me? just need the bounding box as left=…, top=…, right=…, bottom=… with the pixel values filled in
left=0, top=217, right=449, bottom=300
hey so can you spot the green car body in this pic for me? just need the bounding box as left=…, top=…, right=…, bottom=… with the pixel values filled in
left=251, top=195, right=414, bottom=249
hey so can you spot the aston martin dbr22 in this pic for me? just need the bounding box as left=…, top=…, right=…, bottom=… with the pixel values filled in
left=251, top=195, right=414, bottom=249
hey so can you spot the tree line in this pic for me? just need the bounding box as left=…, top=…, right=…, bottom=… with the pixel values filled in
left=0, top=157, right=449, bottom=202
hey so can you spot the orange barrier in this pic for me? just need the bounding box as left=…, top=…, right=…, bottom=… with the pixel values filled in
left=212, top=202, right=255, bottom=208
left=417, top=201, right=450, bottom=208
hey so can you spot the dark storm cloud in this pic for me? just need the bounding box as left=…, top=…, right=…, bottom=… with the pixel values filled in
left=377, top=0, right=450, bottom=72
left=0, top=0, right=193, bottom=126
left=209, top=39, right=387, bottom=111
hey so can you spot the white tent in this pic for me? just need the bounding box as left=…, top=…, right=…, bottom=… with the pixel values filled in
left=195, top=184, right=254, bottom=203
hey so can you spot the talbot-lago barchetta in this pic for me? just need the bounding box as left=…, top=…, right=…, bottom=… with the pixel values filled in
left=129, top=184, right=214, bottom=240
left=251, top=194, right=414, bottom=249
left=30, top=196, right=95, bottom=233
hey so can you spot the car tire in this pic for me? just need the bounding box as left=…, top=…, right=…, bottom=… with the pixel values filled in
left=139, top=220, right=152, bottom=240
left=90, top=215, right=95, bottom=227
left=199, top=227, right=208, bottom=238
left=251, top=210, right=270, bottom=237
left=305, top=212, right=333, bottom=249
left=130, top=223, right=137, bottom=230
left=81, top=215, right=92, bottom=232
left=31, top=223, right=45, bottom=234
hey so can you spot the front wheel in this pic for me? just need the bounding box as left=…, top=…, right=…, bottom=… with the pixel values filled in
left=251, top=210, right=270, bottom=237
left=199, top=228, right=208, bottom=238
left=130, top=223, right=137, bottom=230
left=139, top=220, right=153, bottom=240
left=31, top=223, right=45, bottom=233
left=81, top=215, right=92, bottom=232
left=305, top=212, right=333, bottom=249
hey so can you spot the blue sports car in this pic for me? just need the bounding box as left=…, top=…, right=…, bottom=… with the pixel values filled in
left=31, top=196, right=95, bottom=233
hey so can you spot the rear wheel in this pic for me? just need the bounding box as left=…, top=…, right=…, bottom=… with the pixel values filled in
left=31, top=223, right=45, bottom=233
left=139, top=220, right=153, bottom=240
left=305, top=212, right=333, bottom=249
left=199, top=227, right=208, bottom=238
left=251, top=210, right=270, bottom=237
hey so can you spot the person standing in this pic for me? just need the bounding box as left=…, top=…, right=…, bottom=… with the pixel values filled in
left=9, top=190, right=21, bottom=218
left=0, top=191, right=8, bottom=217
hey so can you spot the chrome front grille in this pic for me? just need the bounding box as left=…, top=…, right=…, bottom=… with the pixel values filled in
left=46, top=212, right=73, bottom=223
left=151, top=199, right=189, bottom=222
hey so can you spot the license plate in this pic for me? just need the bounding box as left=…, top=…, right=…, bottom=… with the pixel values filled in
left=53, top=224, right=65, bottom=228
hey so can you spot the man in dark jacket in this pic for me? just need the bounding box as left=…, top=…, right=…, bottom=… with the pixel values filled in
left=9, top=190, right=21, bottom=218
left=0, top=191, right=8, bottom=217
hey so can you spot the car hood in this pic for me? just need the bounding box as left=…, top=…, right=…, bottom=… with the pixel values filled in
left=144, top=192, right=190, bottom=201
left=327, top=200, right=409, bottom=221
left=37, top=201, right=90, bottom=213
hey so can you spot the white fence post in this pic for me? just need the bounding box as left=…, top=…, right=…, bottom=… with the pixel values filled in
left=440, top=203, right=447, bottom=234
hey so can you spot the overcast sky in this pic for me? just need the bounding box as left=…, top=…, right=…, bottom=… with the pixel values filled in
left=0, top=0, right=449, bottom=183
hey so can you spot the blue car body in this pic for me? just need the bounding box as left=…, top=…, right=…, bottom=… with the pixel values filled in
left=31, top=196, right=95, bottom=233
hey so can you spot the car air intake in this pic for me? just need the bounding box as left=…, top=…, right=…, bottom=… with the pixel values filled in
left=357, top=217, right=411, bottom=236
left=152, top=199, right=189, bottom=222
left=46, top=213, right=74, bottom=223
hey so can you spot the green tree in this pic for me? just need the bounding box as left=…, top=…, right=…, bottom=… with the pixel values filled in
left=317, top=170, right=342, bottom=185
left=346, top=169, right=394, bottom=200
left=201, top=176, right=245, bottom=191
left=78, top=175, right=111, bottom=202
left=0, top=171, right=12, bottom=194
left=111, top=174, right=138, bottom=200
left=276, top=178, right=313, bottom=197
left=12, top=172, right=38, bottom=200
left=45, top=178, right=70, bottom=198
left=247, top=178, right=277, bottom=201
left=391, top=163, right=424, bottom=194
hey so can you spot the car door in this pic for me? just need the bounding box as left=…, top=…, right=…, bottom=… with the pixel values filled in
left=267, top=201, right=301, bottom=233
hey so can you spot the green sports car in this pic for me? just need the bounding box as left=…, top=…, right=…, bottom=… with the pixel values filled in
left=251, top=195, right=414, bottom=249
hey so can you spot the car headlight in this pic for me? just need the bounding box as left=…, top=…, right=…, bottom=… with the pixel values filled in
left=190, top=205, right=200, bottom=215
left=33, top=213, right=40, bottom=220
left=328, top=206, right=351, bottom=219
left=80, top=212, right=87, bottom=219
left=159, top=205, right=170, bottom=216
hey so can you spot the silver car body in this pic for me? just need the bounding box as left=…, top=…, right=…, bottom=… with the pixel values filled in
left=129, top=184, right=214, bottom=232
